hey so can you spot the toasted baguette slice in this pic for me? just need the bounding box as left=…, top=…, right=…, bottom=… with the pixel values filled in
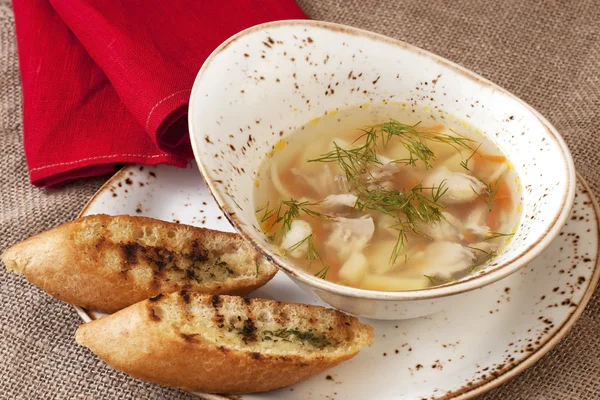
left=76, top=293, right=373, bottom=393
left=1, top=214, right=277, bottom=313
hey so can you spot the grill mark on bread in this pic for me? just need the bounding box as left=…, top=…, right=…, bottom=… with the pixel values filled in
left=180, top=290, right=190, bottom=304
left=240, top=318, right=258, bottom=343
left=146, top=247, right=175, bottom=272
left=307, top=317, right=318, bottom=331
left=239, top=297, right=258, bottom=343
left=122, top=243, right=141, bottom=265
left=217, top=345, right=230, bottom=353
left=119, top=242, right=178, bottom=275
left=154, top=259, right=167, bottom=271
left=149, top=307, right=161, bottom=321
left=94, top=237, right=106, bottom=249
left=180, top=333, right=200, bottom=343
left=186, top=268, right=199, bottom=282
left=210, top=295, right=226, bottom=328
left=275, top=310, right=290, bottom=325
left=149, top=293, right=163, bottom=302
left=188, top=240, right=209, bottom=262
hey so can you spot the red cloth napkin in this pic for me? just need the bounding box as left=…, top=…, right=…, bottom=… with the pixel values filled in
left=12, top=0, right=306, bottom=187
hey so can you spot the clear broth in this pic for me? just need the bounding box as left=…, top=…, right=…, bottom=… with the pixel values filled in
left=254, top=104, right=522, bottom=291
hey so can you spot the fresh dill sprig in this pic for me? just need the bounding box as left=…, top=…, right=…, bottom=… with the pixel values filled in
left=256, top=202, right=333, bottom=279
left=423, top=274, right=454, bottom=286
left=460, top=144, right=502, bottom=212
left=354, top=183, right=446, bottom=221
left=314, top=265, right=330, bottom=279
left=480, top=175, right=502, bottom=212
left=308, top=127, right=380, bottom=187
left=277, top=199, right=304, bottom=235
left=286, top=234, right=319, bottom=262
left=466, top=245, right=494, bottom=256
left=424, top=274, right=437, bottom=286
left=256, top=200, right=279, bottom=224
left=308, top=119, right=474, bottom=185
left=380, top=121, right=434, bottom=168
left=286, top=234, right=331, bottom=280
left=485, top=232, right=515, bottom=241
left=354, top=182, right=448, bottom=264
left=390, top=227, right=409, bottom=265
left=411, top=182, right=448, bottom=222
left=468, top=249, right=498, bottom=273
left=255, top=199, right=332, bottom=242
left=459, top=143, right=481, bottom=170
left=380, top=120, right=474, bottom=168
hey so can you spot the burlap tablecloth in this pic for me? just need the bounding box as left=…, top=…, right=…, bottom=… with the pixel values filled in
left=1, top=0, right=598, bottom=399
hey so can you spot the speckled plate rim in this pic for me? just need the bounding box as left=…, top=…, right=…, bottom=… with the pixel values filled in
left=188, top=19, right=577, bottom=302
left=72, top=166, right=600, bottom=400
left=455, top=173, right=599, bottom=399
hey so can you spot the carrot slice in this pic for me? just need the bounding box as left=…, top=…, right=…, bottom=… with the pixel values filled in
left=476, top=153, right=506, bottom=163
left=406, top=178, right=420, bottom=188
left=392, top=173, right=419, bottom=190
left=414, top=124, right=444, bottom=134
left=463, top=231, right=477, bottom=242
left=260, top=213, right=279, bottom=233
left=495, top=177, right=512, bottom=201
left=487, top=207, right=501, bottom=231
left=428, top=124, right=445, bottom=133
left=310, top=222, right=328, bottom=239
left=487, top=178, right=513, bottom=231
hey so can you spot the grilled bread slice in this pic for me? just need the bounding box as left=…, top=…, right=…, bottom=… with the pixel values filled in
left=1, top=214, right=277, bottom=313
left=76, top=293, right=374, bottom=394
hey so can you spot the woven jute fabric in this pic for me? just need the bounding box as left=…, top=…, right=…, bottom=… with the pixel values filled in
left=1, top=0, right=598, bottom=398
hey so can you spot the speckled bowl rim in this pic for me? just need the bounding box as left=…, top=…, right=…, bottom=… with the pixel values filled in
left=72, top=166, right=598, bottom=400
left=188, top=19, right=577, bottom=302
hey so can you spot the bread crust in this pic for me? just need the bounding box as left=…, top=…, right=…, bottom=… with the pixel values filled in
left=76, top=293, right=374, bottom=394
left=1, top=214, right=277, bottom=313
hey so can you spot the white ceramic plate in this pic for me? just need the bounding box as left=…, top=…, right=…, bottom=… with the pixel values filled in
left=76, top=162, right=599, bottom=400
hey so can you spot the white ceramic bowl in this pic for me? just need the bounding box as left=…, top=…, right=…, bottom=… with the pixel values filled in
left=188, top=20, right=576, bottom=320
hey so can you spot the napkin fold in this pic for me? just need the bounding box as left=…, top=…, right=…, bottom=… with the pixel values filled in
left=12, top=0, right=306, bottom=187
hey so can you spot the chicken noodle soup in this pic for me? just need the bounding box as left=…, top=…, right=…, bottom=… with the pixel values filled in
left=253, top=104, right=521, bottom=291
